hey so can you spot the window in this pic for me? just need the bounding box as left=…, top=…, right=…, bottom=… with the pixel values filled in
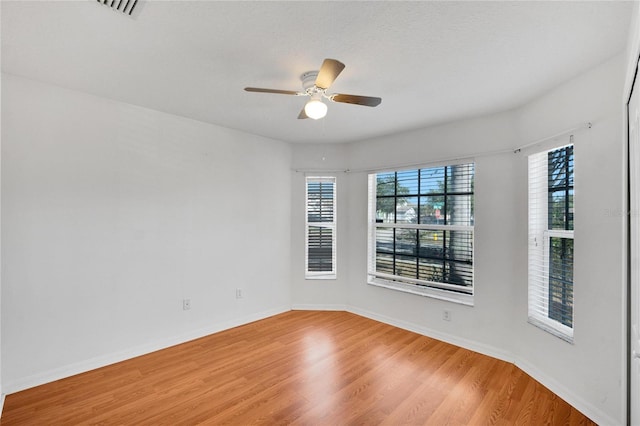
left=367, top=163, right=474, bottom=304
left=305, top=177, right=336, bottom=279
left=528, top=144, right=574, bottom=342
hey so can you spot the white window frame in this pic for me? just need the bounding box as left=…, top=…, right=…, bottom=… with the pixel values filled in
left=528, top=144, right=574, bottom=343
left=367, top=162, right=474, bottom=306
left=305, top=176, right=337, bottom=280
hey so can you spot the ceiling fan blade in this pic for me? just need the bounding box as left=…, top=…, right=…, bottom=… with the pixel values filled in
left=314, top=59, right=345, bottom=90
left=330, top=93, right=382, bottom=107
left=298, top=107, right=309, bottom=119
left=244, top=87, right=302, bottom=95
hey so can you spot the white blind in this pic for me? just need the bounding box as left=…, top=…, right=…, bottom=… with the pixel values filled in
left=367, top=163, right=474, bottom=299
left=305, top=177, right=336, bottom=279
left=528, top=144, right=574, bottom=343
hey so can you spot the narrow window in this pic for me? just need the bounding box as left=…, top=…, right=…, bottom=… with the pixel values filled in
left=528, top=144, right=574, bottom=342
left=305, top=177, right=337, bottom=279
left=367, top=163, right=474, bottom=304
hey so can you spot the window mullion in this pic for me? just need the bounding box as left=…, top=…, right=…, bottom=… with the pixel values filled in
left=416, top=169, right=421, bottom=278
left=442, top=167, right=448, bottom=281
left=528, top=144, right=574, bottom=342
left=305, top=177, right=336, bottom=279
left=368, top=164, right=474, bottom=302
left=565, top=147, right=570, bottom=231
left=393, top=172, right=398, bottom=276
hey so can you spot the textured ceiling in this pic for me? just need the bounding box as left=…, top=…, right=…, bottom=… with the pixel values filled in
left=1, top=1, right=633, bottom=144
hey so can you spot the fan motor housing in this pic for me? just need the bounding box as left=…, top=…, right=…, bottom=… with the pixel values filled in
left=301, top=71, right=319, bottom=91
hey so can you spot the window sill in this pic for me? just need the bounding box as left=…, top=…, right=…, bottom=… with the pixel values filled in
left=368, top=278, right=474, bottom=306
left=305, top=274, right=337, bottom=280
left=528, top=315, right=574, bottom=344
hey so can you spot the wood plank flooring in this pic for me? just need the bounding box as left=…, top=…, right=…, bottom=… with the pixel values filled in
left=2, top=310, right=595, bottom=425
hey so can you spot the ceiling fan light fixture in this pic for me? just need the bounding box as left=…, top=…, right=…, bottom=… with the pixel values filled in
left=245, top=58, right=381, bottom=120
left=304, top=99, right=327, bottom=120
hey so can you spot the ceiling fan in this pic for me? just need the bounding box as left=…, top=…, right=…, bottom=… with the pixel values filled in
left=244, top=58, right=382, bottom=120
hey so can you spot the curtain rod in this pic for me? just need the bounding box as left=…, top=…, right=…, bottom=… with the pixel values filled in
left=293, top=121, right=592, bottom=174
left=292, top=168, right=348, bottom=173
left=513, top=121, right=592, bottom=153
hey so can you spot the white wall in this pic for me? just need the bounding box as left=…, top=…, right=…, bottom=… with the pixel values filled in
left=343, top=112, right=521, bottom=358
left=0, top=4, right=3, bottom=408
left=291, top=55, right=625, bottom=424
left=290, top=143, right=349, bottom=309
left=511, top=55, right=625, bottom=425
left=1, top=73, right=292, bottom=393
left=0, top=49, right=627, bottom=425
left=0, top=4, right=4, bottom=408
left=624, top=4, right=640, bottom=423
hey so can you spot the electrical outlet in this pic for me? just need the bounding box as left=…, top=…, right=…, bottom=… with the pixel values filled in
left=236, top=288, right=243, bottom=299
left=183, top=299, right=191, bottom=310
left=443, top=310, right=451, bottom=321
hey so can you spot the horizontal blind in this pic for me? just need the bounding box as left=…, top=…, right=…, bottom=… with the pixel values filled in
left=368, top=163, right=474, bottom=295
left=305, top=177, right=336, bottom=279
left=528, top=144, right=574, bottom=342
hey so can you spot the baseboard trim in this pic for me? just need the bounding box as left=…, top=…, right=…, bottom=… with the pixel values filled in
left=347, top=306, right=618, bottom=426
left=292, top=303, right=348, bottom=311
left=0, top=392, right=5, bottom=418
left=514, top=357, right=618, bottom=426
left=346, top=306, right=513, bottom=364
left=3, top=306, right=290, bottom=395
left=2, top=305, right=619, bottom=425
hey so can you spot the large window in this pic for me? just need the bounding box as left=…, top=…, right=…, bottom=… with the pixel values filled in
left=305, top=177, right=336, bottom=279
left=528, top=144, right=574, bottom=342
left=368, top=163, right=474, bottom=304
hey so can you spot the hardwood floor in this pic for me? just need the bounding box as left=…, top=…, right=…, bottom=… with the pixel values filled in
left=2, top=310, right=595, bottom=425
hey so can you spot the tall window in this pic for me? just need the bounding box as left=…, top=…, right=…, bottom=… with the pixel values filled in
left=528, top=144, right=574, bottom=342
left=305, top=177, right=336, bottom=279
left=368, top=163, right=474, bottom=304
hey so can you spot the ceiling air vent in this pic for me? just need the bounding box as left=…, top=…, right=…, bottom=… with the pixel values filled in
left=96, top=0, right=139, bottom=16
